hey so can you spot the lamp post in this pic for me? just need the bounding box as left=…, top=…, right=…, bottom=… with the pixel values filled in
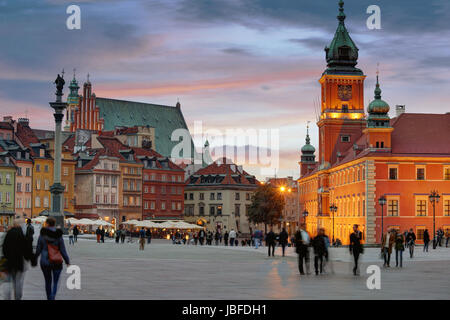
left=378, top=195, right=387, bottom=243
left=429, top=190, right=440, bottom=249
left=329, top=204, right=338, bottom=244
left=49, top=72, right=68, bottom=230
left=302, top=210, right=308, bottom=223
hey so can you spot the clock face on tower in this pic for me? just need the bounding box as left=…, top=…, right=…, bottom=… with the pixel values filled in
left=338, top=85, right=352, bottom=101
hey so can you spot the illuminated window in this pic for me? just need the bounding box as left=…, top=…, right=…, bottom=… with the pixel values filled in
left=444, top=167, right=450, bottom=180
left=416, top=199, right=427, bottom=216
left=444, top=200, right=450, bottom=216
left=387, top=199, right=399, bottom=216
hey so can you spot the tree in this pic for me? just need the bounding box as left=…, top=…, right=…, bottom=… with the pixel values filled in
left=247, top=184, right=285, bottom=233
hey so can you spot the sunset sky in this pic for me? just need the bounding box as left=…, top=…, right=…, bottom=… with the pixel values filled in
left=1, top=0, right=449, bottom=179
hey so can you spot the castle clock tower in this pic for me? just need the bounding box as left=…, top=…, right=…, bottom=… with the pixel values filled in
left=317, top=0, right=366, bottom=167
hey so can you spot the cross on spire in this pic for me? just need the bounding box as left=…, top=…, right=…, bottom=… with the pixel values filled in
left=61, top=68, right=65, bottom=79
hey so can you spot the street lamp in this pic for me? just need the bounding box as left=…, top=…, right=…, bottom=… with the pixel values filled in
left=329, top=204, right=338, bottom=244
left=302, top=210, right=308, bottom=223
left=378, top=195, right=387, bottom=243
left=429, top=190, right=440, bottom=249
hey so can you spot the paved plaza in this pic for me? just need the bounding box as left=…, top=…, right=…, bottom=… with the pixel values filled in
left=4, top=236, right=450, bottom=300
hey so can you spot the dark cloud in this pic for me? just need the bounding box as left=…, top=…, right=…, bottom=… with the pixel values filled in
left=288, top=37, right=328, bottom=51
left=222, top=47, right=253, bottom=56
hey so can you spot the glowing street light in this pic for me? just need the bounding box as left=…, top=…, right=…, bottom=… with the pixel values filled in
left=429, top=190, right=440, bottom=249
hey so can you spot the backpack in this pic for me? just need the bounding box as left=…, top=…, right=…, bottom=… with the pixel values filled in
left=47, top=240, right=63, bottom=265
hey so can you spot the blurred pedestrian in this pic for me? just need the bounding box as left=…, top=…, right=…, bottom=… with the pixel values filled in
left=198, top=229, right=206, bottom=245
left=294, top=223, right=310, bottom=275
left=115, top=229, right=121, bottom=243
left=214, top=231, right=220, bottom=246
left=146, top=228, right=152, bottom=244
left=68, top=227, right=75, bottom=245
left=229, top=229, right=236, bottom=247
left=139, top=227, right=146, bottom=250
left=120, top=227, right=126, bottom=243
left=73, top=225, right=79, bottom=243
left=95, top=226, right=101, bottom=243
left=265, top=228, right=276, bottom=257
left=25, top=218, right=34, bottom=247
left=446, top=230, right=449, bottom=248
left=223, top=231, right=229, bottom=246
left=312, top=228, right=327, bottom=275
left=35, top=217, right=70, bottom=300
left=2, top=217, right=33, bottom=300
left=100, top=226, right=105, bottom=243
left=279, top=228, right=289, bottom=257
left=423, top=229, right=430, bottom=252
left=406, top=228, right=416, bottom=258
left=349, top=224, right=363, bottom=276
left=395, top=231, right=405, bottom=268
left=381, top=229, right=395, bottom=267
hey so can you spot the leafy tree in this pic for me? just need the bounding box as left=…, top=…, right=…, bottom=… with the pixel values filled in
left=247, top=184, right=285, bottom=233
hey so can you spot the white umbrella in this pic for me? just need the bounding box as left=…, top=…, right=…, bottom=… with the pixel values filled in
left=66, top=218, right=79, bottom=225
left=122, top=219, right=140, bottom=225
left=92, top=219, right=113, bottom=227
left=75, top=218, right=96, bottom=225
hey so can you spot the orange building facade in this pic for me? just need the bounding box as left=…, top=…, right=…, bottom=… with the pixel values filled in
left=298, top=2, right=450, bottom=245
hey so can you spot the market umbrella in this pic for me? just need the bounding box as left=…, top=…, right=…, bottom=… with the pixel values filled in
left=122, top=219, right=140, bottom=225
left=31, top=216, right=47, bottom=224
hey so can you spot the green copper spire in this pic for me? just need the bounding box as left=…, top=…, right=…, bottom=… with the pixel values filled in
left=367, top=73, right=390, bottom=127
left=323, top=1, right=363, bottom=75
left=301, top=123, right=315, bottom=154
left=67, top=69, right=80, bottom=105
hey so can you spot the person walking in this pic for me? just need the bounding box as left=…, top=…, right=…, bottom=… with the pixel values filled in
left=349, top=224, right=364, bottom=276
left=73, top=225, right=79, bottom=243
left=35, top=217, right=70, bottom=300
left=115, top=228, right=121, bottom=243
left=1, top=217, right=33, bottom=300
left=395, top=231, right=405, bottom=268
left=312, top=228, right=327, bottom=275
left=294, top=223, right=310, bottom=275
left=446, top=230, right=449, bottom=248
left=68, top=227, right=75, bottom=245
left=100, top=226, right=105, bottom=243
left=25, top=218, right=35, bottom=247
left=95, top=226, right=101, bottom=243
left=253, top=229, right=260, bottom=249
left=229, top=229, right=236, bottom=247
left=423, top=229, right=430, bottom=252
left=265, top=228, right=276, bottom=257
left=223, top=231, right=229, bottom=246
left=139, top=227, right=146, bottom=250
left=120, top=227, right=127, bottom=243
left=279, top=228, right=289, bottom=257
left=381, top=229, right=395, bottom=268
left=406, top=228, right=416, bottom=258
left=146, top=228, right=152, bottom=244
left=198, top=229, right=206, bottom=245
left=214, top=231, right=220, bottom=246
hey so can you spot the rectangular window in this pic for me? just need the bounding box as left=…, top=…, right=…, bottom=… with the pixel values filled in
left=444, top=167, right=450, bottom=180
left=389, top=167, right=398, bottom=180
left=111, top=176, right=117, bottom=186
left=199, top=206, right=204, bottom=216
left=161, top=201, right=166, bottom=210
left=44, top=179, right=49, bottom=190
left=235, top=204, right=240, bottom=217
left=150, top=201, right=155, bottom=210
left=416, top=227, right=425, bottom=241
left=44, top=165, right=49, bottom=173
left=210, top=193, right=214, bottom=200
left=5, top=174, right=11, bottom=185
left=235, top=192, right=240, bottom=200
left=341, top=135, right=350, bottom=142
left=96, top=194, right=100, bottom=203
left=104, top=194, right=108, bottom=204
left=26, top=168, right=31, bottom=177
left=217, top=193, right=222, bottom=200
left=171, top=202, right=176, bottom=210
left=209, top=206, right=215, bottom=216
left=416, top=167, right=425, bottom=180
left=34, top=196, right=40, bottom=208
left=416, top=200, right=427, bottom=216
left=17, top=183, right=22, bottom=192
left=444, top=200, right=450, bottom=216
left=63, top=167, right=69, bottom=176
left=111, top=195, right=116, bottom=204
left=17, top=167, right=22, bottom=176
left=43, top=196, right=49, bottom=208
left=104, top=176, right=109, bottom=185
left=387, top=200, right=399, bottom=216
left=36, top=164, right=40, bottom=172
left=26, top=198, right=31, bottom=209
left=96, top=176, right=101, bottom=185
left=36, top=179, right=41, bottom=190
left=25, top=183, right=30, bottom=192
left=199, top=193, right=204, bottom=200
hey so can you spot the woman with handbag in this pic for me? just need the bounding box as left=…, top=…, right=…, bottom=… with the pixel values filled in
left=35, top=217, right=70, bottom=300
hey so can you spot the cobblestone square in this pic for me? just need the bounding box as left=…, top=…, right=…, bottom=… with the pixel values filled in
left=10, top=237, right=450, bottom=300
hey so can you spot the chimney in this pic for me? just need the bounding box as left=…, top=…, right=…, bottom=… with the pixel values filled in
left=395, top=105, right=405, bottom=117
left=3, top=116, right=13, bottom=122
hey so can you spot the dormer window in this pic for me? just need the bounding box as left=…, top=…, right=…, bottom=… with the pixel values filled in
left=128, top=154, right=133, bottom=161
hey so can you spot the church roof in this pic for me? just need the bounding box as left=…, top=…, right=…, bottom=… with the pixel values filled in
left=95, top=97, right=194, bottom=158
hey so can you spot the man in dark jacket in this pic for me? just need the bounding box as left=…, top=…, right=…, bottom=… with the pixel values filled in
left=2, top=217, right=33, bottom=300
left=223, top=231, right=229, bottom=246
left=312, top=228, right=327, bottom=275
left=265, top=228, right=276, bottom=257
left=25, top=219, right=34, bottom=244
left=35, top=217, right=70, bottom=300
left=349, top=224, right=363, bottom=276
left=73, top=225, right=79, bottom=242
left=294, top=223, right=310, bottom=275
left=406, top=228, right=416, bottom=258
left=146, top=228, right=152, bottom=244
left=100, top=227, right=105, bottom=243
left=423, top=229, right=430, bottom=252
left=278, top=228, right=289, bottom=257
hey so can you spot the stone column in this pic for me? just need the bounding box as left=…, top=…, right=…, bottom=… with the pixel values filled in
left=49, top=73, right=68, bottom=230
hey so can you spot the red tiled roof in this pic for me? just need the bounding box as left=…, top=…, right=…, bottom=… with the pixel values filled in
left=188, top=157, right=258, bottom=186
left=390, top=113, right=450, bottom=155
